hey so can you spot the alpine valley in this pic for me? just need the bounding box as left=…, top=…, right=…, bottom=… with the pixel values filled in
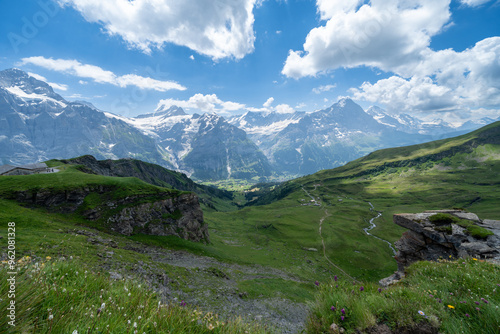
left=2, top=68, right=497, bottom=183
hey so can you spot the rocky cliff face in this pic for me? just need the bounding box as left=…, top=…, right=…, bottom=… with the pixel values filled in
left=13, top=185, right=208, bottom=243
left=380, top=210, right=500, bottom=286
left=97, top=193, right=208, bottom=242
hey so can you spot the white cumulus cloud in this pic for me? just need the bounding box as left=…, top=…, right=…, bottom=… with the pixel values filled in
left=156, top=94, right=245, bottom=115
left=275, top=104, right=294, bottom=114
left=20, top=56, right=186, bottom=92
left=282, top=0, right=500, bottom=115
left=352, top=37, right=500, bottom=113
left=57, top=0, right=258, bottom=60
left=313, top=84, right=336, bottom=94
left=459, top=0, right=493, bottom=7
left=282, top=0, right=452, bottom=78
left=263, top=97, right=274, bottom=107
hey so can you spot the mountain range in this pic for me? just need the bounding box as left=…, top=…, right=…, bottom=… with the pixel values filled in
left=1, top=68, right=498, bottom=181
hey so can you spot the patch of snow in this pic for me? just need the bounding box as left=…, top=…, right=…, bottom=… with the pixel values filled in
left=241, top=118, right=300, bottom=135
left=5, top=86, right=66, bottom=108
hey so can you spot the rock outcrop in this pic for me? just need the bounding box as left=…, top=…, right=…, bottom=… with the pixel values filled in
left=103, top=193, right=208, bottom=242
left=380, top=210, right=500, bottom=286
left=12, top=185, right=208, bottom=243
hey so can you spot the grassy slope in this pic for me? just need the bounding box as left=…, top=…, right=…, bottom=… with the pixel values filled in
left=307, top=259, right=499, bottom=333
left=0, top=122, right=499, bottom=333
left=0, top=259, right=271, bottom=334
left=206, top=121, right=500, bottom=284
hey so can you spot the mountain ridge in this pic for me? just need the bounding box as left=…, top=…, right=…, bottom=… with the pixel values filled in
left=1, top=68, right=498, bottom=182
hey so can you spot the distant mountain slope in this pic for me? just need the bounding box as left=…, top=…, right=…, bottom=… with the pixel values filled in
left=316, top=120, right=500, bottom=179
left=252, top=120, right=500, bottom=208
left=252, top=98, right=432, bottom=175
left=0, top=69, right=270, bottom=181
left=108, top=108, right=273, bottom=181
left=1, top=68, right=497, bottom=183
left=0, top=68, right=171, bottom=168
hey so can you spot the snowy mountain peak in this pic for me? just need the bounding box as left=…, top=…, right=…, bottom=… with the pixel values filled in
left=137, top=105, right=186, bottom=119
left=199, top=112, right=224, bottom=127
left=337, top=97, right=356, bottom=108
left=0, top=68, right=67, bottom=110
left=72, top=100, right=99, bottom=110
left=0, top=68, right=64, bottom=102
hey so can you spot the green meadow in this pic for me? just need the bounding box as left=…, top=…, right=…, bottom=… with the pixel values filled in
left=0, top=122, right=499, bottom=332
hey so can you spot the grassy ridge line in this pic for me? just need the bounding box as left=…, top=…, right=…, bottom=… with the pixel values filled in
left=55, top=156, right=236, bottom=212
left=0, top=164, right=185, bottom=199
left=306, top=121, right=500, bottom=181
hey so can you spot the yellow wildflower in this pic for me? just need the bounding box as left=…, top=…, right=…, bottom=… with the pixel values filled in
left=448, top=305, right=455, bottom=309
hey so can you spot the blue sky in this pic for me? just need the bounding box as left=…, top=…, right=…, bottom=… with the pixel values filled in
left=1, top=0, right=499, bottom=123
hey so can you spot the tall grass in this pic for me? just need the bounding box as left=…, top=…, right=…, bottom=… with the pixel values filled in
left=306, top=259, right=499, bottom=333
left=0, top=258, right=274, bottom=334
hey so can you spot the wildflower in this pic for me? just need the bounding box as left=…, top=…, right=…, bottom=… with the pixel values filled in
left=72, top=331, right=78, bottom=334
left=331, top=306, right=336, bottom=311
left=48, top=314, right=53, bottom=320
left=138, top=316, right=142, bottom=320
left=101, top=303, right=105, bottom=310
left=475, top=301, right=480, bottom=305
left=481, top=298, right=489, bottom=304
left=341, top=308, right=345, bottom=315
left=314, top=281, right=319, bottom=286
left=46, top=256, right=51, bottom=260
left=418, top=310, right=425, bottom=316
left=340, top=316, right=345, bottom=321
left=465, top=313, right=470, bottom=318
left=334, top=275, right=338, bottom=282
left=180, top=300, right=187, bottom=307
left=360, top=286, right=364, bottom=292
left=476, top=307, right=480, bottom=311
left=133, top=322, right=137, bottom=328
left=208, top=323, right=214, bottom=330
left=447, top=305, right=455, bottom=309
left=378, top=288, right=382, bottom=293
left=473, top=258, right=478, bottom=261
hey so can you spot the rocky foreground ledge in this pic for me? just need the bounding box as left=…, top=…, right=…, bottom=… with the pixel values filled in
left=380, top=209, right=500, bottom=286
